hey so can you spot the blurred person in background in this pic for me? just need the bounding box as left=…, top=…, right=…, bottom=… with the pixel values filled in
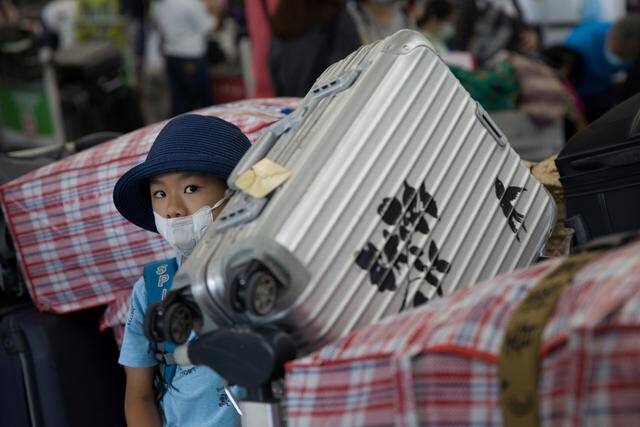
left=0, top=0, right=17, bottom=26
left=564, top=14, right=640, bottom=122
left=406, top=0, right=427, bottom=22
left=449, top=0, right=539, bottom=64
left=269, top=0, right=360, bottom=97
left=40, top=0, right=77, bottom=49
left=346, top=0, right=414, bottom=44
left=245, top=0, right=278, bottom=97
left=542, top=45, right=588, bottom=137
left=121, top=0, right=148, bottom=83
left=416, top=0, right=457, bottom=54
left=151, top=0, right=222, bottom=117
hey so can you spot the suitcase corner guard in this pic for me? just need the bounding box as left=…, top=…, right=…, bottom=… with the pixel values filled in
left=381, top=29, right=438, bottom=56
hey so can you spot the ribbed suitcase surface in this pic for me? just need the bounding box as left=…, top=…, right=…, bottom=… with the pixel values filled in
left=176, top=30, right=556, bottom=353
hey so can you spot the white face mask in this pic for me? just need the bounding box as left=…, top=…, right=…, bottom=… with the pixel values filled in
left=153, top=193, right=230, bottom=257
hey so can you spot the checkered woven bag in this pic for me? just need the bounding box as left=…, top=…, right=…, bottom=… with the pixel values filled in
left=286, top=239, right=640, bottom=427
left=0, top=98, right=299, bottom=314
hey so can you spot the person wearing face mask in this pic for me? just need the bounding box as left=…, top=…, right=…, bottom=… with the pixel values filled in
left=417, top=0, right=457, bottom=55
left=347, top=0, right=415, bottom=44
left=112, top=114, right=250, bottom=427
left=564, top=14, right=640, bottom=122
left=268, top=0, right=361, bottom=97
left=150, top=0, right=222, bottom=117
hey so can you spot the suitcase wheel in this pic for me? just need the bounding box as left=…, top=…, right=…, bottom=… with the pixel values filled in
left=163, top=302, right=195, bottom=344
left=233, top=270, right=279, bottom=316
left=144, top=293, right=201, bottom=345
left=144, top=301, right=166, bottom=342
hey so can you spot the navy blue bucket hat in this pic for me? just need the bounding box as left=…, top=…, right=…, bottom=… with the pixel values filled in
left=113, top=114, right=251, bottom=233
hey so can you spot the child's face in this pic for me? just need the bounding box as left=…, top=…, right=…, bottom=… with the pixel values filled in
left=150, top=172, right=228, bottom=219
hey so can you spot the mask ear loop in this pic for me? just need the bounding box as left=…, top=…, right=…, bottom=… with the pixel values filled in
left=211, top=189, right=234, bottom=218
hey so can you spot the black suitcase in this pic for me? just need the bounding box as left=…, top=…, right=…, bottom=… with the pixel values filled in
left=53, top=41, right=122, bottom=85
left=0, top=26, right=42, bottom=81
left=0, top=304, right=126, bottom=427
left=52, top=40, right=143, bottom=141
left=556, top=93, right=640, bottom=244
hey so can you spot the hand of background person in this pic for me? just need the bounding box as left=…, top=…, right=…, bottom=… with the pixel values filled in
left=205, top=0, right=226, bottom=17
left=519, top=29, right=540, bottom=55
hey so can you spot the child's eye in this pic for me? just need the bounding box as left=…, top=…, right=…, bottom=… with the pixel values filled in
left=185, top=185, right=199, bottom=194
left=152, top=190, right=166, bottom=199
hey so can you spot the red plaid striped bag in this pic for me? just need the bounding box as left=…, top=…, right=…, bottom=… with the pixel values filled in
left=285, top=239, right=640, bottom=426
left=0, top=98, right=299, bottom=314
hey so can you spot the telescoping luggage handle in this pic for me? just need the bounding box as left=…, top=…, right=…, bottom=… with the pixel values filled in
left=226, top=67, right=362, bottom=192
left=568, top=137, right=640, bottom=171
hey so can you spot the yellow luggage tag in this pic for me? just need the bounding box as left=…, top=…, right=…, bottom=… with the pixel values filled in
left=234, top=158, right=292, bottom=199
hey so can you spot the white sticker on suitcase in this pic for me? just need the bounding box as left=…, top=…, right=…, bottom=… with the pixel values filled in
left=234, top=158, right=292, bottom=199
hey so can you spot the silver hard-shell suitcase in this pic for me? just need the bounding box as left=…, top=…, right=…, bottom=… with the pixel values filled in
left=172, top=30, right=556, bottom=355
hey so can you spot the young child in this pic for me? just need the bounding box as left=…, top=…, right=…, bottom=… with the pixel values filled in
left=113, top=114, right=251, bottom=427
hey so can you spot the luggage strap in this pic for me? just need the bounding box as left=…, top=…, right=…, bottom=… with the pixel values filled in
left=143, top=259, right=179, bottom=392
left=498, top=251, right=601, bottom=427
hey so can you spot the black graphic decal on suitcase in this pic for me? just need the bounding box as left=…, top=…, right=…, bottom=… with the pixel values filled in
left=494, top=178, right=528, bottom=242
left=355, top=181, right=451, bottom=308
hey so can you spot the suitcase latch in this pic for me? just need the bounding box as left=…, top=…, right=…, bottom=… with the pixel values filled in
left=308, top=68, right=361, bottom=101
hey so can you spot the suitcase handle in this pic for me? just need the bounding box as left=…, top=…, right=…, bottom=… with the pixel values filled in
left=227, top=68, right=362, bottom=191
left=569, top=144, right=640, bottom=171
left=476, top=104, right=507, bottom=147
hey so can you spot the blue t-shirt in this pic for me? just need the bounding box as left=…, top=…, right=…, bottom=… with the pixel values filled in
left=565, top=22, right=634, bottom=97
left=119, top=259, right=241, bottom=427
